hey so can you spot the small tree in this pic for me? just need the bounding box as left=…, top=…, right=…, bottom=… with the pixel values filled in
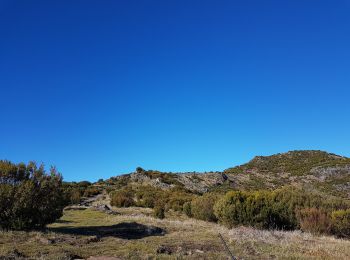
left=136, top=167, right=144, bottom=173
left=0, top=161, right=65, bottom=230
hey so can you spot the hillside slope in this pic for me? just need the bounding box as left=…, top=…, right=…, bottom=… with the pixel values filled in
left=103, top=150, right=350, bottom=198
left=224, top=150, right=350, bottom=198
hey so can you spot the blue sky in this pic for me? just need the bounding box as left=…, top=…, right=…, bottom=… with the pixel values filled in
left=1, top=1, right=349, bottom=182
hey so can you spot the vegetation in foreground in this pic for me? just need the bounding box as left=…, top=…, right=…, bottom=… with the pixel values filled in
left=1, top=150, right=350, bottom=259
left=1, top=207, right=350, bottom=259
left=0, top=160, right=65, bottom=230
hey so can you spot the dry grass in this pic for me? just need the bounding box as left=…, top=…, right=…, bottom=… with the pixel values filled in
left=1, top=207, right=350, bottom=259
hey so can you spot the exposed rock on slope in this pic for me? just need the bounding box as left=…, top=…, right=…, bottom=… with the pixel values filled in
left=104, top=150, right=350, bottom=198
left=108, top=169, right=230, bottom=193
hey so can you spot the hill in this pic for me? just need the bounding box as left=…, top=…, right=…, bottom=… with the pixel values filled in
left=103, top=150, right=350, bottom=198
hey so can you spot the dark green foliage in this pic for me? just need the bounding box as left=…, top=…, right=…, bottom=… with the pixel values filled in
left=191, top=193, right=219, bottom=222
left=0, top=160, right=65, bottom=230
left=136, top=167, right=144, bottom=173
left=213, top=186, right=350, bottom=230
left=214, top=190, right=284, bottom=229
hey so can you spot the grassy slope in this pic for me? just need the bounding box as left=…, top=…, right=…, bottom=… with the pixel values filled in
left=1, top=207, right=350, bottom=259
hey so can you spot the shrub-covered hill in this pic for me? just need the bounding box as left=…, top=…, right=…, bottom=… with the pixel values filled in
left=224, top=150, right=350, bottom=198
left=102, top=150, right=350, bottom=198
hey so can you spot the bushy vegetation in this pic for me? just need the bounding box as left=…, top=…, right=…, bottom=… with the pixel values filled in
left=83, top=186, right=100, bottom=197
left=225, top=150, right=350, bottom=176
left=212, top=186, right=350, bottom=237
left=109, top=185, right=194, bottom=214
left=295, top=208, right=350, bottom=237
left=330, top=209, right=350, bottom=238
left=214, top=190, right=275, bottom=229
left=110, top=188, right=135, bottom=207
left=62, top=181, right=101, bottom=205
left=296, top=208, right=331, bottom=234
left=190, top=193, right=219, bottom=222
left=0, top=160, right=65, bottom=230
left=137, top=167, right=184, bottom=187
left=107, top=182, right=350, bottom=238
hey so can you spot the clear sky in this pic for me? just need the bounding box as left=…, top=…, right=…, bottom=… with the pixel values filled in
left=0, top=1, right=349, bottom=182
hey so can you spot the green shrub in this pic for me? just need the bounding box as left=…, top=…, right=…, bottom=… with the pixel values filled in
left=165, top=190, right=192, bottom=212
left=191, top=194, right=218, bottom=222
left=110, top=185, right=194, bottom=212
left=110, top=189, right=135, bottom=207
left=0, top=161, right=65, bottom=230
left=134, top=186, right=162, bottom=208
left=214, top=190, right=273, bottom=228
left=296, top=208, right=331, bottom=234
left=213, top=187, right=343, bottom=230
left=331, top=209, right=350, bottom=238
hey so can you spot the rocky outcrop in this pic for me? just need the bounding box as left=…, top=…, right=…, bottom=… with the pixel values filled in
left=176, top=172, right=229, bottom=193
left=310, top=165, right=350, bottom=181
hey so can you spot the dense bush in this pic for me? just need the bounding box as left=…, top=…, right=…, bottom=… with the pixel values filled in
left=214, top=190, right=276, bottom=229
left=191, top=193, right=218, bottom=222
left=164, top=189, right=193, bottom=212
left=0, top=160, right=65, bottom=230
left=134, top=185, right=163, bottom=208
left=296, top=208, right=331, bottom=234
left=110, top=188, right=135, bottom=207
left=109, top=185, right=194, bottom=213
left=213, top=187, right=350, bottom=230
left=62, top=180, right=101, bottom=205
left=331, top=209, right=350, bottom=238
